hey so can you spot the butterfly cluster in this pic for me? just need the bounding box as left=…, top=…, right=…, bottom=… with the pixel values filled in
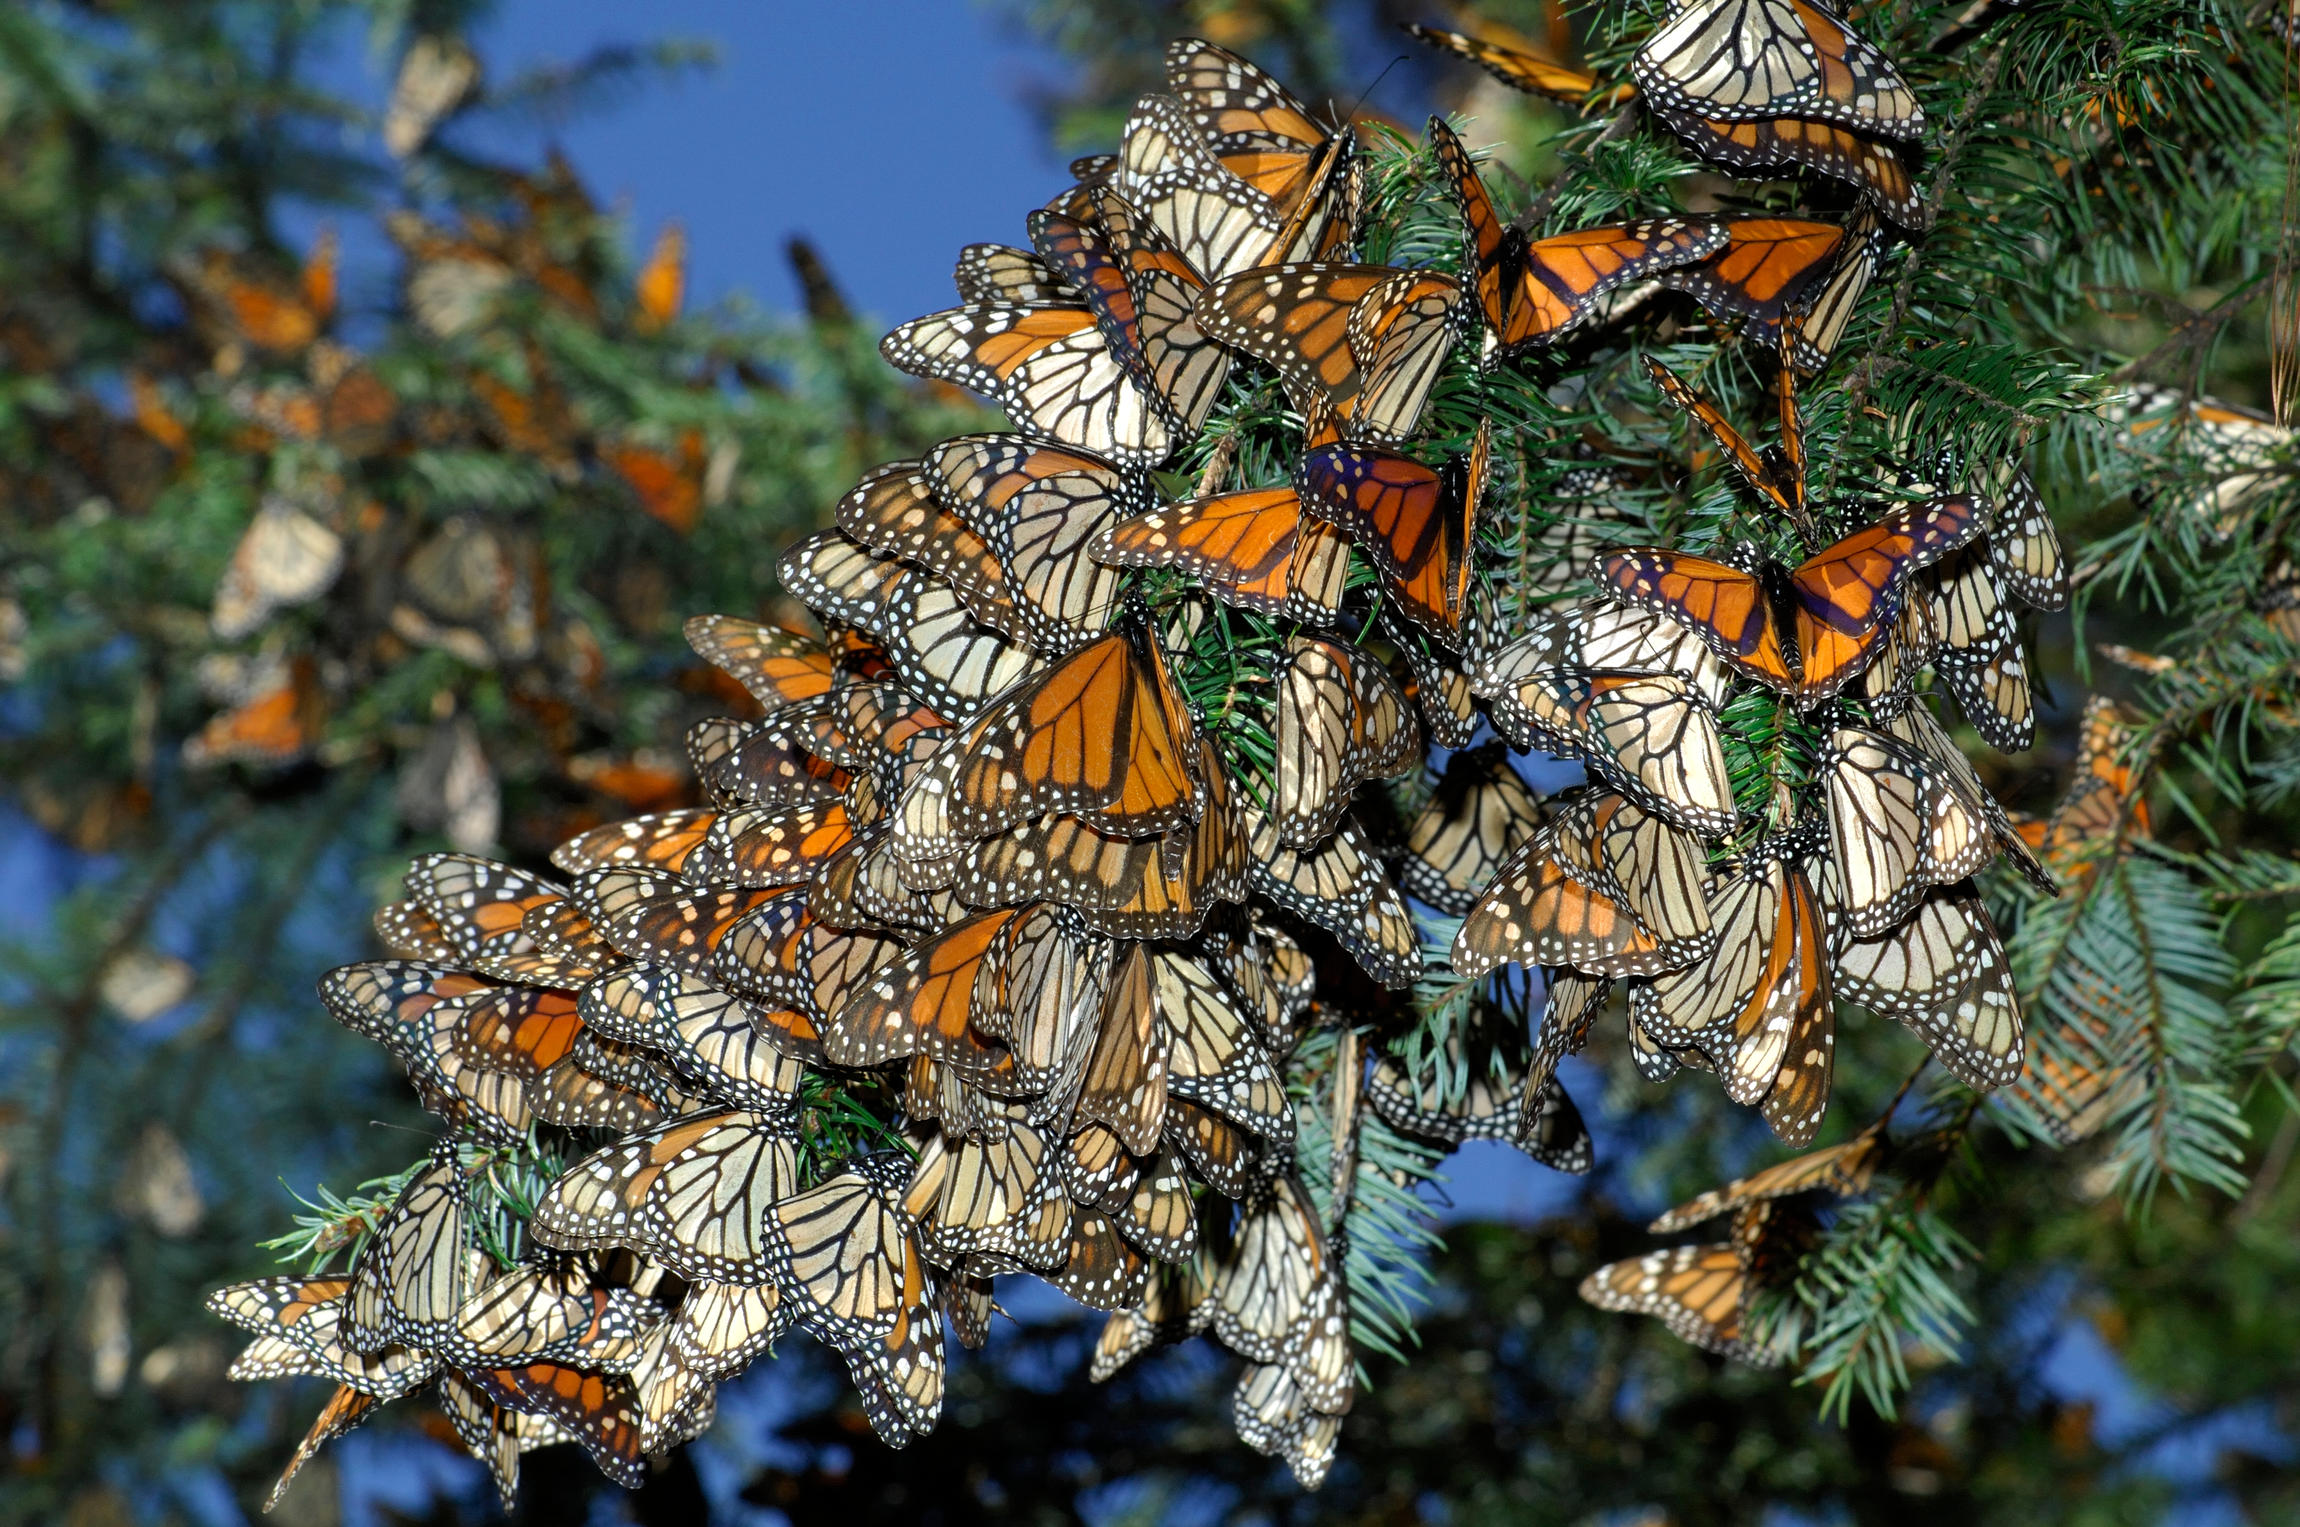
left=216, top=2, right=2089, bottom=1494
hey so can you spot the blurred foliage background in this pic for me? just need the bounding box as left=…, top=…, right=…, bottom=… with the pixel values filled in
left=1, top=0, right=2294, bottom=1524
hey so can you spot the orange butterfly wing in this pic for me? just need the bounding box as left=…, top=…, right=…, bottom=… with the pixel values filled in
left=1599, top=550, right=1792, bottom=688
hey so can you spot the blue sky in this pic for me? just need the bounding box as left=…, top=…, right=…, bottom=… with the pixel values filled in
left=463, top=0, right=1073, bottom=324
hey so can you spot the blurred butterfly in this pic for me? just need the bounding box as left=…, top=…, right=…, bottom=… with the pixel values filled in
left=1397, top=742, right=1548, bottom=915
left=183, top=654, right=325, bottom=769
left=602, top=429, right=709, bottom=534
left=1429, top=117, right=1726, bottom=358
left=634, top=221, right=687, bottom=330
left=2037, top=695, right=2149, bottom=876
left=383, top=35, right=479, bottom=158
left=1403, top=25, right=1605, bottom=105
left=1272, top=635, right=1419, bottom=848
left=1648, top=1125, right=1885, bottom=1232
left=1631, top=0, right=1925, bottom=141
left=213, top=499, right=345, bottom=634
left=1197, top=262, right=1462, bottom=444
left=882, top=299, right=1173, bottom=468
left=178, top=237, right=337, bottom=355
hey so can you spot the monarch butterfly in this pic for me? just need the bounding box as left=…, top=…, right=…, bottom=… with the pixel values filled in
left=1110, top=1151, right=1202, bottom=1261
left=1281, top=1270, right=1354, bottom=1413
left=1202, top=912, right=1317, bottom=1056
left=434, top=1368, right=571, bottom=1510
left=1048, top=1208, right=1155, bottom=1312
left=1091, top=1257, right=1217, bottom=1380
left=1151, top=947, right=1292, bottom=1142
left=825, top=907, right=1018, bottom=1070
left=345, top=1148, right=475, bottom=1357
left=930, top=741, right=1249, bottom=941
left=1114, top=94, right=1294, bottom=286
left=1985, top=462, right=2070, bottom=611
left=1243, top=809, right=1423, bottom=989
left=1429, top=118, right=1726, bottom=357
left=1165, top=38, right=1340, bottom=214
left=1168, top=1093, right=1266, bottom=1198
left=1454, top=833, right=1698, bottom=981
left=667, top=1278, right=793, bottom=1381
left=1473, top=600, right=1734, bottom=735
left=1231, top=1358, right=1344, bottom=1485
left=449, top=1261, right=663, bottom=1372
left=1832, top=881, right=2023, bottom=1091
left=903, top=1122, right=1069, bottom=1267
left=179, top=240, right=336, bottom=354
left=1822, top=726, right=1996, bottom=939
left=531, top=1038, right=687, bottom=1133
left=895, top=621, right=1202, bottom=855
left=1631, top=0, right=1924, bottom=141
left=1197, top=262, right=1462, bottom=444
left=1402, top=24, right=1604, bottom=105
left=836, top=1266, right=949, bottom=1445
left=1786, top=205, right=1881, bottom=372
left=881, top=302, right=1174, bottom=468
left=1880, top=700, right=2057, bottom=895
left=530, top=1110, right=798, bottom=1283
left=211, top=499, right=344, bottom=642
left=601, top=430, right=709, bottom=533
left=1599, top=498, right=1985, bottom=703
left=1296, top=427, right=1482, bottom=640
left=207, top=1275, right=439, bottom=1399
left=551, top=808, right=717, bottom=878
left=1273, top=636, right=1419, bottom=849
left=1547, top=788, right=1718, bottom=950
left=1512, top=670, right=1738, bottom=836
left=952, top=242, right=1071, bottom=305
left=760, top=1163, right=923, bottom=1347
left=1648, top=1126, right=1885, bottom=1232
left=834, top=462, right=1027, bottom=643
left=1656, top=110, right=1925, bottom=230
left=1090, top=482, right=1350, bottom=624
left=1398, top=742, right=1548, bottom=916
left=1632, top=852, right=1836, bottom=1144
left=683, top=614, right=836, bottom=714
left=1389, top=616, right=1482, bottom=748
left=1210, top=1176, right=1326, bottom=1364
left=1529, top=969, right=1609, bottom=1100
left=1578, top=1238, right=1776, bottom=1363
left=1920, top=544, right=2036, bottom=750
left=925, top=434, right=1136, bottom=653
left=467, top=1361, right=649, bottom=1489
left=1366, top=1030, right=1594, bottom=1173
left=578, top=965, right=811, bottom=1110
left=265, top=1383, right=383, bottom=1509
left=1657, top=217, right=1847, bottom=329
left=576, top=869, right=789, bottom=977
left=1048, top=189, right=1237, bottom=434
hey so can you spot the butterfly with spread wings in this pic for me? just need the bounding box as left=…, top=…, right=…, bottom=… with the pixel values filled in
left=1296, top=421, right=1489, bottom=640
left=1602, top=361, right=1984, bottom=703
left=1429, top=117, right=1727, bottom=359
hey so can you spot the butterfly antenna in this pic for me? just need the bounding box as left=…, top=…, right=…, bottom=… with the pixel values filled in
left=1340, top=55, right=1409, bottom=129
